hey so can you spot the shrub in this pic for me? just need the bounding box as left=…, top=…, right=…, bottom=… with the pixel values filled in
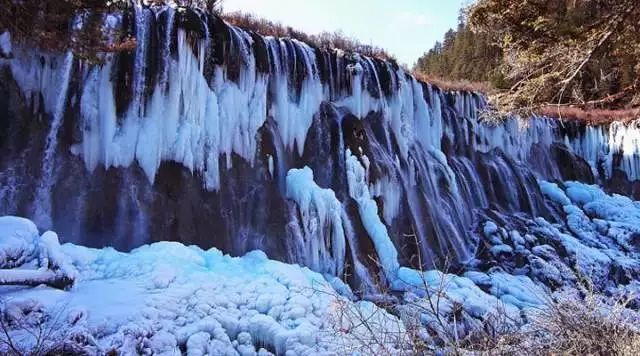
left=320, top=249, right=640, bottom=355
left=536, top=106, right=640, bottom=124
left=522, top=286, right=640, bottom=355
left=222, top=10, right=395, bottom=62
left=0, top=298, right=97, bottom=355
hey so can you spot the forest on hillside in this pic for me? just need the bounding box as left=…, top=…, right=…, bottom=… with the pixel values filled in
left=414, top=21, right=505, bottom=89
left=415, top=0, right=639, bottom=119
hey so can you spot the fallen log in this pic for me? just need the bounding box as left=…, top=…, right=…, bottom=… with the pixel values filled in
left=0, top=269, right=73, bottom=290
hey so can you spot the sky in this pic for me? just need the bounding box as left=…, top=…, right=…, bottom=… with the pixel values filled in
left=222, top=0, right=472, bottom=67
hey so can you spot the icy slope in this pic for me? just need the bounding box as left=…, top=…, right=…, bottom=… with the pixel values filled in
left=0, top=181, right=639, bottom=354
left=0, top=217, right=407, bottom=355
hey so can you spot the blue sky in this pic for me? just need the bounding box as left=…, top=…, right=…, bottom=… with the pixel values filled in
left=222, top=0, right=472, bottom=67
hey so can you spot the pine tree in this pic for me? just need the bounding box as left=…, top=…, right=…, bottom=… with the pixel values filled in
left=413, top=19, right=504, bottom=89
left=468, top=0, right=640, bottom=111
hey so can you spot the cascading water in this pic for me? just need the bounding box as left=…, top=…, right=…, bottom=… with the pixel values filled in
left=1, top=5, right=639, bottom=291
left=132, top=4, right=151, bottom=117
left=31, top=52, right=74, bottom=229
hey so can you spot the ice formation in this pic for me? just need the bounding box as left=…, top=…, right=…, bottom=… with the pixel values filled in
left=0, top=217, right=408, bottom=355
left=1, top=177, right=639, bottom=353
left=345, top=150, right=400, bottom=280
left=285, top=167, right=346, bottom=276
left=1, top=6, right=640, bottom=340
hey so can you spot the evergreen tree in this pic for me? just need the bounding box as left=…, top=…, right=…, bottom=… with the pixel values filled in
left=468, top=0, right=639, bottom=111
left=416, top=1, right=639, bottom=114
left=413, top=17, right=505, bottom=89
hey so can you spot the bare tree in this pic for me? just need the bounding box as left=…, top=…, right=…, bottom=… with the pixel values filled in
left=0, top=298, right=96, bottom=355
left=316, top=234, right=640, bottom=354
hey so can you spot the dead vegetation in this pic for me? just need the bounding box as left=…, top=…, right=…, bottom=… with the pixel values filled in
left=411, top=72, right=492, bottom=94
left=325, top=277, right=640, bottom=355
left=319, top=236, right=640, bottom=355
left=222, top=10, right=395, bottom=62
left=535, top=105, right=640, bottom=124
left=523, top=288, right=640, bottom=355
left=0, top=0, right=135, bottom=62
left=0, top=298, right=96, bottom=356
left=0, top=0, right=221, bottom=63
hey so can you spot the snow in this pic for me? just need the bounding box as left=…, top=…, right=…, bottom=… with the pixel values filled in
left=285, top=167, right=346, bottom=276
left=564, top=181, right=606, bottom=205
left=0, top=217, right=76, bottom=286
left=38, top=231, right=77, bottom=280
left=0, top=216, right=39, bottom=268
left=483, top=221, right=499, bottom=238
left=0, top=217, right=410, bottom=355
left=490, top=244, right=514, bottom=257
left=394, top=268, right=521, bottom=321
left=345, top=149, right=400, bottom=280
left=533, top=180, right=640, bottom=287
left=560, top=181, right=640, bottom=253
left=538, top=180, right=572, bottom=206
left=1, top=177, right=640, bottom=352
left=472, top=272, right=544, bottom=309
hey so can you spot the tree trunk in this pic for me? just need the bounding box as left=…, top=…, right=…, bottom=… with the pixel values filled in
left=0, top=269, right=73, bottom=290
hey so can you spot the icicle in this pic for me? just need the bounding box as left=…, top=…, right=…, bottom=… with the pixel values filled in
left=132, top=4, right=151, bottom=117
left=345, top=149, right=399, bottom=281
left=32, top=52, right=74, bottom=229
left=286, top=167, right=346, bottom=276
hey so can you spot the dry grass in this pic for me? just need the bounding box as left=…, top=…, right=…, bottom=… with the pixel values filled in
left=319, top=236, right=640, bottom=355
left=536, top=105, right=640, bottom=124
left=519, top=274, right=640, bottom=356
left=222, top=11, right=395, bottom=61
left=411, top=72, right=492, bottom=94
left=322, top=279, right=640, bottom=355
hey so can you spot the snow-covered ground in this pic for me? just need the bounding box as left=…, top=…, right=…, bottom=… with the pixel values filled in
left=0, top=180, right=639, bottom=355
left=0, top=217, right=408, bottom=355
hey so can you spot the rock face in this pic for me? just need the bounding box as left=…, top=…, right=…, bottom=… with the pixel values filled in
left=0, top=5, right=639, bottom=291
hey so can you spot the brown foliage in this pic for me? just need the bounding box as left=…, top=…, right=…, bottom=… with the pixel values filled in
left=222, top=11, right=395, bottom=62
left=537, top=105, right=640, bottom=124
left=411, top=71, right=491, bottom=93
left=0, top=0, right=131, bottom=60
left=468, top=0, right=640, bottom=112
left=0, top=0, right=218, bottom=62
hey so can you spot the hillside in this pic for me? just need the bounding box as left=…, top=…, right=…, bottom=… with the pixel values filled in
left=414, top=0, right=640, bottom=121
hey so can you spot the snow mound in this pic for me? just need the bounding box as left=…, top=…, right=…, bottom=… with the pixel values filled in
left=0, top=217, right=407, bottom=355
left=0, top=216, right=39, bottom=269
left=0, top=217, right=76, bottom=288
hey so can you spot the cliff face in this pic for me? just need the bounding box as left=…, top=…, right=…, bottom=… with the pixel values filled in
left=0, top=6, right=639, bottom=290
